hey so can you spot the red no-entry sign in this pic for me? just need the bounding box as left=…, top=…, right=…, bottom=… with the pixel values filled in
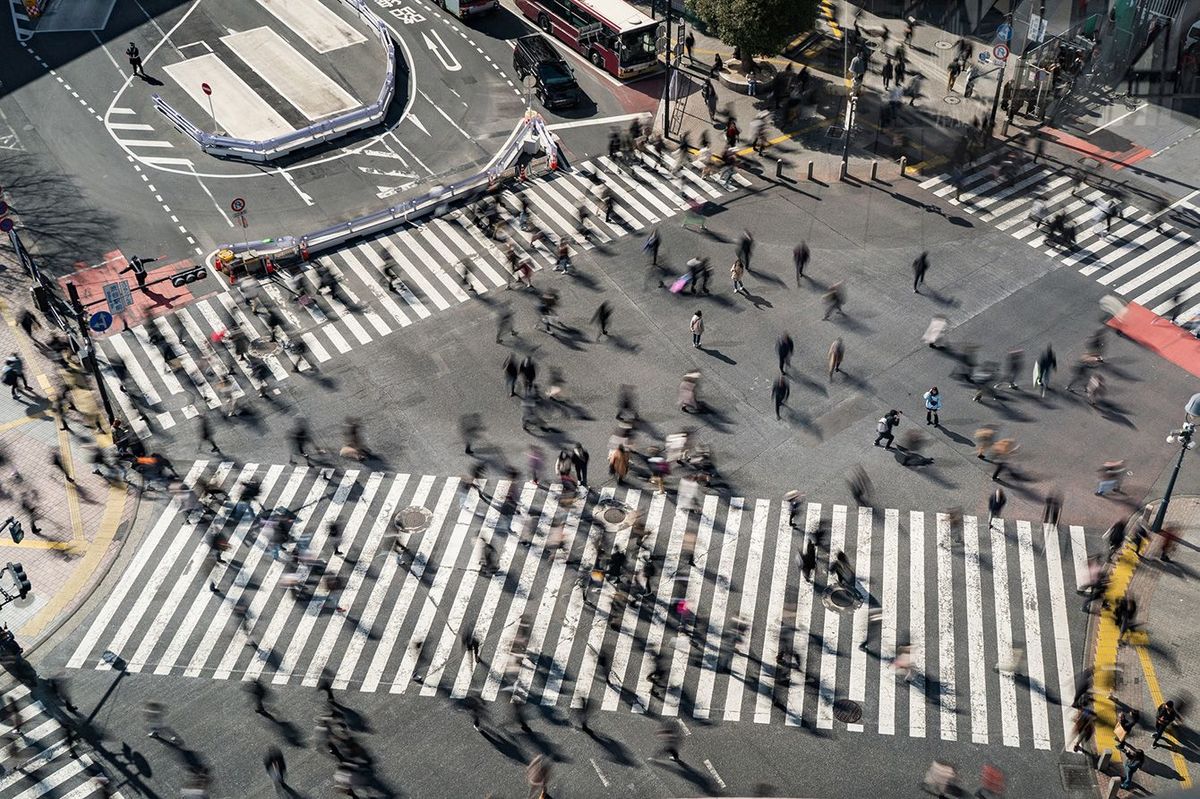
left=201, top=82, right=212, bottom=96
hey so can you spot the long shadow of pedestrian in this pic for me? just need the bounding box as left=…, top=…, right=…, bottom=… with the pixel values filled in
left=698, top=346, right=736, bottom=365
left=739, top=289, right=773, bottom=309
left=652, top=756, right=720, bottom=795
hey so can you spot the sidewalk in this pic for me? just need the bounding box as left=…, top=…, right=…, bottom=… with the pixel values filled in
left=1091, top=498, right=1197, bottom=796
left=649, top=0, right=1006, bottom=180
left=0, top=294, right=137, bottom=651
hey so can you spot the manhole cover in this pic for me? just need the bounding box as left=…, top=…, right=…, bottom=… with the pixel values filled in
left=943, top=95, right=962, bottom=105
left=249, top=339, right=279, bottom=357
left=1060, top=764, right=1094, bottom=791
left=602, top=507, right=627, bottom=525
left=833, top=698, right=862, bottom=723
left=823, top=586, right=862, bottom=612
left=935, top=40, right=954, bottom=49
left=395, top=506, right=432, bottom=533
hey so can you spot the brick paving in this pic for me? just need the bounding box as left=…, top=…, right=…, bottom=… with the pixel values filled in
left=0, top=292, right=136, bottom=649
left=1095, top=497, right=1198, bottom=796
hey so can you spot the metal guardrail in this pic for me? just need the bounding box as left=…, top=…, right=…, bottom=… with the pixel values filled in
left=214, top=112, right=560, bottom=264
left=151, top=0, right=396, bottom=163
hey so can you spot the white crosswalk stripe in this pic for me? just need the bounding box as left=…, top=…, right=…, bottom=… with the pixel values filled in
left=66, top=463, right=1094, bottom=747
left=96, top=157, right=742, bottom=435
left=920, top=159, right=1200, bottom=322
left=0, top=683, right=125, bottom=798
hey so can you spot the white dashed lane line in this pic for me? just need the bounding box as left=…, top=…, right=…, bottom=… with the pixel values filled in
left=21, top=40, right=205, bottom=258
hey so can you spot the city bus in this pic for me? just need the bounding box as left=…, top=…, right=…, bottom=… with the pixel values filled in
left=514, top=0, right=661, bottom=78
left=435, top=0, right=497, bottom=19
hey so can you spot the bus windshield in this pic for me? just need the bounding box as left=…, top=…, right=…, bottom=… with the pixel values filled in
left=618, top=25, right=657, bottom=66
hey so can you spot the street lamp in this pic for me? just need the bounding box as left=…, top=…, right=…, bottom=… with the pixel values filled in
left=1150, top=395, right=1200, bottom=531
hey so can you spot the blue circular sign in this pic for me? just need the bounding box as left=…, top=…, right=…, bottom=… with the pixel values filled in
left=997, top=22, right=1013, bottom=42
left=89, top=311, right=113, bottom=332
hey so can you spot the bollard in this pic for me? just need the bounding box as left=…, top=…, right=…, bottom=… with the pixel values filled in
left=776, top=158, right=784, bottom=178
left=807, top=160, right=814, bottom=181
left=1102, top=776, right=1121, bottom=799
left=871, top=161, right=878, bottom=181
left=1097, top=749, right=1113, bottom=773
left=899, top=156, right=908, bottom=176
left=838, top=162, right=848, bottom=181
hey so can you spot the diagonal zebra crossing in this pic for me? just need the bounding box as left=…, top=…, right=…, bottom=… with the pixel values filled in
left=98, top=155, right=749, bottom=437
left=920, top=153, right=1200, bottom=318
left=0, top=682, right=123, bottom=799
left=65, top=462, right=1094, bottom=749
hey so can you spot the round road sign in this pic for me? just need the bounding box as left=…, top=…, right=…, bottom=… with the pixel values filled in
left=230, top=197, right=246, bottom=213
left=201, top=82, right=212, bottom=96
left=0, top=218, right=13, bottom=233
left=89, top=311, right=113, bottom=332
left=993, top=43, right=1009, bottom=61
left=0, top=202, right=8, bottom=215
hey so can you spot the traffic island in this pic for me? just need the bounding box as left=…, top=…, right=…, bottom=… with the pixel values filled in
left=126, top=0, right=395, bottom=162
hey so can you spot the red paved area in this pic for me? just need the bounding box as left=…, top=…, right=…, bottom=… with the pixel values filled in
left=1107, top=301, right=1200, bottom=378
left=57, top=250, right=217, bottom=337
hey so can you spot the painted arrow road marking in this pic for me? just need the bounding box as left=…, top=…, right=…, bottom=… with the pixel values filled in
left=421, top=29, right=461, bottom=72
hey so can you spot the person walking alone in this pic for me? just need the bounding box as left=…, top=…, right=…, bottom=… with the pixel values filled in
left=793, top=241, right=810, bottom=284
left=730, top=258, right=745, bottom=294
left=690, top=310, right=704, bottom=348
left=777, top=333, right=794, bottom=374
left=772, top=375, right=790, bottom=420
left=828, top=337, right=844, bottom=380
left=126, top=42, right=145, bottom=77
left=923, top=386, right=941, bottom=426
left=912, top=251, right=930, bottom=293
left=1152, top=700, right=1179, bottom=747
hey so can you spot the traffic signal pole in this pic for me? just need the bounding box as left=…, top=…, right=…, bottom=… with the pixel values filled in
left=66, top=282, right=116, bottom=428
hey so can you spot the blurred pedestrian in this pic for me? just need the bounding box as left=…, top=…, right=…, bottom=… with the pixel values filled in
left=987, top=487, right=1006, bottom=526
left=828, top=337, right=844, bottom=380
left=655, top=720, right=684, bottom=762
left=1120, top=745, right=1145, bottom=789
left=777, top=333, right=794, bottom=373
left=912, top=251, right=930, bottom=293
left=790, top=242, right=811, bottom=286
left=690, top=310, right=704, bottom=348
left=772, top=375, right=789, bottom=419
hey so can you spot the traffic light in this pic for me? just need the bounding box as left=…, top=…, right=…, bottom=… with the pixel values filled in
left=170, top=265, right=209, bottom=288
left=7, top=563, right=30, bottom=599
left=7, top=518, right=22, bottom=544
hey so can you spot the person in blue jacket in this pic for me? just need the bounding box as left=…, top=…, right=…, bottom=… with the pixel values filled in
left=924, top=386, right=941, bottom=426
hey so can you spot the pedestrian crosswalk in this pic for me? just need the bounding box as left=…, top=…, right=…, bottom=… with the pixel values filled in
left=98, top=154, right=748, bottom=436
left=919, top=153, right=1200, bottom=319
left=0, top=682, right=122, bottom=799
left=66, top=462, right=1094, bottom=749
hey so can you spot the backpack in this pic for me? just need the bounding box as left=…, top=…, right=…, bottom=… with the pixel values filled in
left=876, top=417, right=889, bottom=433
left=1, top=367, right=15, bottom=387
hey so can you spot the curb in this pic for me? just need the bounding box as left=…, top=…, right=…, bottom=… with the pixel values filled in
left=23, top=478, right=144, bottom=656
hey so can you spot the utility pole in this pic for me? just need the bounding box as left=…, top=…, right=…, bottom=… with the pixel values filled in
left=66, top=282, right=116, bottom=428
left=1152, top=420, right=1196, bottom=532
